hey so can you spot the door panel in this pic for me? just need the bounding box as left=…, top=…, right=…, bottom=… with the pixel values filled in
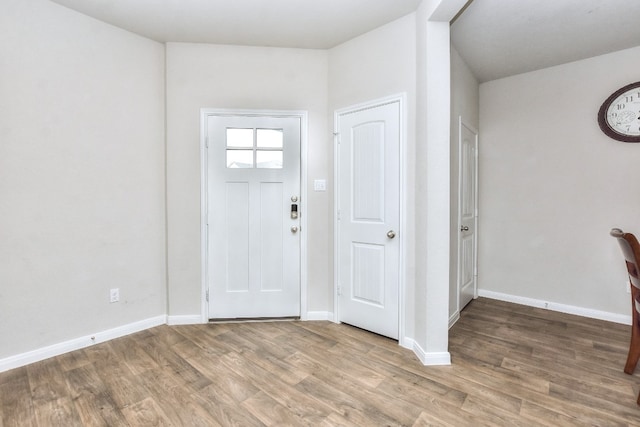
left=352, top=243, right=385, bottom=305
left=207, top=115, right=300, bottom=318
left=353, top=122, right=385, bottom=221
left=458, top=120, right=478, bottom=310
left=260, top=182, right=284, bottom=291
left=225, top=182, right=249, bottom=292
left=337, top=101, right=400, bottom=339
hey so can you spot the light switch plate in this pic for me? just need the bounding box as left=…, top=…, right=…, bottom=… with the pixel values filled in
left=314, top=179, right=326, bottom=191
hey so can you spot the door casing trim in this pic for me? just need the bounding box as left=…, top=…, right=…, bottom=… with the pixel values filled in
left=333, top=93, right=407, bottom=345
left=200, top=108, right=308, bottom=322
left=455, top=116, right=479, bottom=318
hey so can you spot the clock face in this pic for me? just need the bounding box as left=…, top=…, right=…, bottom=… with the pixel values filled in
left=598, top=82, right=640, bottom=142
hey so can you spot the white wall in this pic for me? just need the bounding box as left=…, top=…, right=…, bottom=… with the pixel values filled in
left=414, top=0, right=462, bottom=364
left=328, top=13, right=417, bottom=339
left=0, top=0, right=466, bottom=368
left=479, top=46, right=640, bottom=319
left=165, top=43, right=329, bottom=317
left=0, top=0, right=166, bottom=359
left=449, top=46, right=479, bottom=320
left=329, top=14, right=417, bottom=111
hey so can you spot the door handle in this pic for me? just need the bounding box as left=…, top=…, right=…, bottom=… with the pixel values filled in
left=387, top=230, right=396, bottom=239
left=460, top=226, right=469, bottom=232
left=291, top=226, right=299, bottom=233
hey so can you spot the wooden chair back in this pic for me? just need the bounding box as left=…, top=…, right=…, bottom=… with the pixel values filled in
left=610, top=228, right=640, bottom=405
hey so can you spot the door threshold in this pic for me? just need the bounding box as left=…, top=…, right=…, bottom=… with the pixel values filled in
left=208, top=316, right=300, bottom=324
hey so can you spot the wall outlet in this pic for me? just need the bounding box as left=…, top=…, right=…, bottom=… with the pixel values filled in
left=110, top=288, right=120, bottom=303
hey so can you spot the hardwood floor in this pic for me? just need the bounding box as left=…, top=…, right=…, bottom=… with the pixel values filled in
left=1, top=297, right=639, bottom=426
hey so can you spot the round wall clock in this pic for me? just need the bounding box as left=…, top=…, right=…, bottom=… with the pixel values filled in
left=598, top=81, right=640, bottom=143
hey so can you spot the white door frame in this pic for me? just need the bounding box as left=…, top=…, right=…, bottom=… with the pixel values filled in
left=456, top=116, right=478, bottom=315
left=333, top=94, right=407, bottom=345
left=200, top=108, right=308, bottom=322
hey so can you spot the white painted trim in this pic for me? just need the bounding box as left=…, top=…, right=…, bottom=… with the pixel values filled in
left=167, top=315, right=202, bottom=326
left=404, top=337, right=418, bottom=354
left=333, top=121, right=340, bottom=323
left=456, top=117, right=479, bottom=316
left=399, top=336, right=414, bottom=350
left=0, top=316, right=166, bottom=373
left=305, top=311, right=334, bottom=321
left=478, top=290, right=632, bottom=325
left=299, top=113, right=309, bottom=320
left=408, top=338, right=451, bottom=366
left=199, top=108, right=309, bottom=322
left=422, top=352, right=452, bottom=366
left=398, top=94, right=408, bottom=349
left=333, top=93, right=408, bottom=343
left=449, top=311, right=460, bottom=329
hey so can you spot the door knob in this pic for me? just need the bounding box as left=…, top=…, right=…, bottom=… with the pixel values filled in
left=387, top=230, right=396, bottom=239
left=460, top=225, right=469, bottom=232
left=291, top=226, right=299, bottom=233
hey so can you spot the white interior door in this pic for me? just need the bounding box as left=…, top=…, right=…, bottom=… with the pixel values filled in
left=206, top=114, right=301, bottom=318
left=458, top=119, right=478, bottom=310
left=336, top=100, right=400, bottom=340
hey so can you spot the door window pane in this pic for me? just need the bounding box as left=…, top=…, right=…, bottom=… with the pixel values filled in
left=257, top=129, right=283, bottom=148
left=227, top=150, right=253, bottom=168
left=256, top=150, right=283, bottom=169
left=225, top=128, right=284, bottom=169
left=227, top=128, right=253, bottom=148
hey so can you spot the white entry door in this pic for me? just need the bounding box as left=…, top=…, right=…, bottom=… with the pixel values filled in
left=336, top=100, right=400, bottom=340
left=458, top=119, right=478, bottom=310
left=206, top=114, right=301, bottom=319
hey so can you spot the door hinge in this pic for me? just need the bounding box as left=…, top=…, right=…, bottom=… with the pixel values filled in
left=337, top=209, right=341, bottom=221
left=337, top=286, right=342, bottom=296
left=205, top=290, right=209, bottom=302
left=205, top=136, right=209, bottom=149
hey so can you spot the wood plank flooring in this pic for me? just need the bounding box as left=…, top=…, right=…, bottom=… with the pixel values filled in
left=1, top=297, right=639, bottom=426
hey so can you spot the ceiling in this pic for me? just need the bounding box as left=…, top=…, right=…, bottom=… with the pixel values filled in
left=49, top=0, right=640, bottom=83
left=49, top=0, right=422, bottom=49
left=451, top=0, right=640, bottom=82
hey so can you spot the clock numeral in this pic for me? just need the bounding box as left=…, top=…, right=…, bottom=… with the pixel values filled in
left=617, top=103, right=626, bottom=110
left=625, top=95, right=635, bottom=103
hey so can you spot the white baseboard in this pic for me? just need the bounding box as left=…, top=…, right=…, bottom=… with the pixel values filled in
left=478, top=290, right=632, bottom=325
left=399, top=337, right=413, bottom=350
left=449, top=311, right=460, bottom=329
left=304, top=311, right=334, bottom=321
left=0, top=315, right=166, bottom=373
left=167, top=315, right=203, bottom=325
left=405, top=338, right=451, bottom=366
